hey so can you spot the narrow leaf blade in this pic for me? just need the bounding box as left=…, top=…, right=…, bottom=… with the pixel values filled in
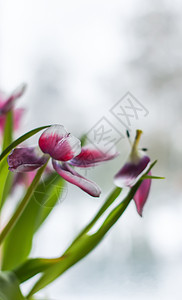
left=2, top=173, right=65, bottom=270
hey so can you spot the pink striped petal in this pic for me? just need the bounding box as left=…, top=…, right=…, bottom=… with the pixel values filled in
left=69, top=145, right=119, bottom=168
left=114, top=155, right=150, bottom=188
left=52, top=160, right=101, bottom=197
left=133, top=171, right=152, bottom=217
left=8, top=147, right=48, bottom=172
left=0, top=83, right=26, bottom=115
left=39, top=125, right=81, bottom=161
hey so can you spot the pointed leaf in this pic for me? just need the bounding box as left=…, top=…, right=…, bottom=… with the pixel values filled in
left=0, top=164, right=48, bottom=246
left=0, top=111, right=13, bottom=209
left=2, top=173, right=65, bottom=270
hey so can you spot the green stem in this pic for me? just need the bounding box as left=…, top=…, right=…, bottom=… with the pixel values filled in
left=0, top=163, right=48, bottom=245
left=69, top=187, right=122, bottom=247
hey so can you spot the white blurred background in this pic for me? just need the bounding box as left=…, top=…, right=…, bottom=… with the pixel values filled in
left=1, top=0, right=182, bottom=299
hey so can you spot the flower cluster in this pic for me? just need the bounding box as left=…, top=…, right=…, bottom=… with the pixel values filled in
left=8, top=125, right=151, bottom=215
left=8, top=125, right=119, bottom=197
left=3, top=83, right=152, bottom=214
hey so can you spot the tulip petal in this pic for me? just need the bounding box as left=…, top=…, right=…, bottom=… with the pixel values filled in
left=0, top=84, right=26, bottom=115
left=0, top=115, right=6, bottom=134
left=114, top=155, right=150, bottom=188
left=52, top=160, right=101, bottom=197
left=133, top=171, right=152, bottom=217
left=69, top=145, right=119, bottom=168
left=8, top=147, right=48, bottom=172
left=39, top=125, right=81, bottom=161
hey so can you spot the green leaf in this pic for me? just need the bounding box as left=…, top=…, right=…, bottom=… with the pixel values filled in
left=0, top=172, right=14, bottom=210
left=0, top=111, right=13, bottom=210
left=0, top=160, right=12, bottom=210
left=0, top=164, right=48, bottom=246
left=0, top=272, right=25, bottom=300
left=34, top=173, right=65, bottom=230
left=14, top=258, right=62, bottom=283
left=2, top=111, right=13, bottom=151
left=67, top=187, right=122, bottom=247
left=2, top=173, right=65, bottom=270
left=0, top=125, right=51, bottom=162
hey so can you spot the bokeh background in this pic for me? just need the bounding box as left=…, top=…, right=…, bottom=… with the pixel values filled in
left=1, top=0, right=182, bottom=299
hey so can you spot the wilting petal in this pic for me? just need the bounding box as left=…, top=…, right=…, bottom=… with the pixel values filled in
left=133, top=171, right=152, bottom=217
left=69, top=145, right=119, bottom=168
left=8, top=147, right=48, bottom=172
left=39, top=125, right=81, bottom=161
left=0, top=83, right=26, bottom=115
left=114, top=155, right=150, bottom=188
left=52, top=160, right=101, bottom=197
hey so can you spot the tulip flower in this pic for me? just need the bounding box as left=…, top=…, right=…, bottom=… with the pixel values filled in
left=114, top=129, right=151, bottom=216
left=8, top=125, right=118, bottom=197
left=0, top=84, right=26, bottom=135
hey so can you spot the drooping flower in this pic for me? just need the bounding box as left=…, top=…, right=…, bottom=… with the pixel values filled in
left=0, top=84, right=26, bottom=135
left=114, top=130, right=151, bottom=216
left=8, top=125, right=118, bottom=197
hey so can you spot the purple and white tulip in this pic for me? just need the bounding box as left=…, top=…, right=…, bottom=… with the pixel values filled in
left=8, top=125, right=118, bottom=197
left=114, top=130, right=151, bottom=216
